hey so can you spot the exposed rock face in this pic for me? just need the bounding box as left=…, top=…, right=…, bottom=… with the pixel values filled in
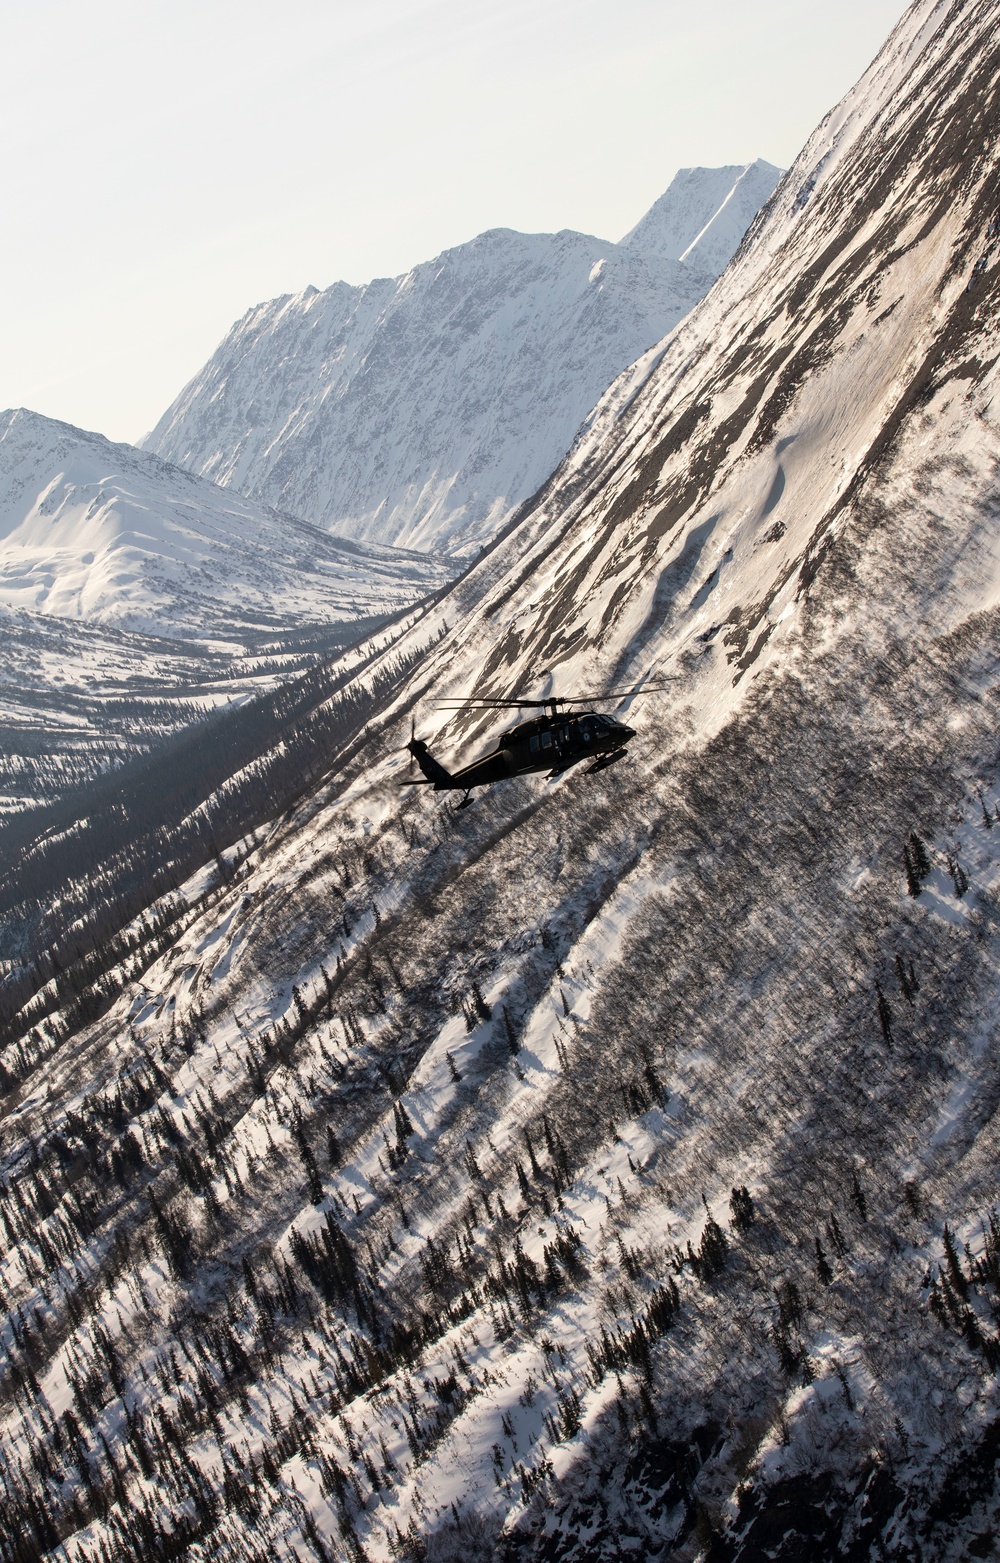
left=6, top=5, right=1000, bottom=1561
left=142, top=164, right=780, bottom=556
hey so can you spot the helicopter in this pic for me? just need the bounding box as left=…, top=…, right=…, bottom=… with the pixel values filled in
left=399, top=685, right=664, bottom=809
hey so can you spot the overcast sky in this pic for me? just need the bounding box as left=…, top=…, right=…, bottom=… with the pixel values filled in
left=2, top=0, right=907, bottom=444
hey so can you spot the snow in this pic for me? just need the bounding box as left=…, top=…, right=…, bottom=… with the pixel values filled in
left=0, top=407, right=452, bottom=640
left=619, top=159, right=781, bottom=273
left=9, top=1, right=1000, bottom=1557
left=142, top=164, right=780, bottom=558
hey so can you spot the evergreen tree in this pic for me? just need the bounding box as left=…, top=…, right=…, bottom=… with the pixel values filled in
left=523, top=1129, right=542, bottom=1180
left=696, top=1201, right=729, bottom=1277
left=942, top=1223, right=970, bottom=1302
left=904, top=831, right=932, bottom=896
left=729, top=1185, right=755, bottom=1232
left=501, top=1006, right=520, bottom=1056
left=909, top=831, right=932, bottom=879
left=850, top=1170, right=869, bottom=1223
left=947, top=854, right=969, bottom=897
left=470, top=981, right=492, bottom=1022
left=393, top=1100, right=415, bottom=1143
left=896, top=953, right=919, bottom=1002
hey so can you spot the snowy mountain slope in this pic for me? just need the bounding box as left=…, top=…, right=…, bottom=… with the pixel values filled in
left=142, top=163, right=780, bottom=557
left=0, top=409, right=451, bottom=641
left=0, top=410, right=447, bottom=814
left=8, top=4, right=1000, bottom=1561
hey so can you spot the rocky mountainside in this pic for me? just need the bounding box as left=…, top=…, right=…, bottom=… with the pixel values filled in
left=5, top=4, right=1000, bottom=1561
left=142, top=162, right=780, bottom=557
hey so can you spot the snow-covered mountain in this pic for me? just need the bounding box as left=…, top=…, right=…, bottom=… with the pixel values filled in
left=8, top=4, right=1000, bottom=1560
left=618, top=158, right=781, bottom=272
left=0, top=408, right=450, bottom=642
left=0, top=410, right=452, bottom=813
left=142, top=162, right=780, bottom=556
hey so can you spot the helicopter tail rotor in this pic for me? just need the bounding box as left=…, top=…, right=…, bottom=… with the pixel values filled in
left=397, top=716, right=454, bottom=788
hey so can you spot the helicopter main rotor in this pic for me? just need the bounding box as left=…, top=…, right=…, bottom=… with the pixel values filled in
left=435, top=681, right=671, bottom=718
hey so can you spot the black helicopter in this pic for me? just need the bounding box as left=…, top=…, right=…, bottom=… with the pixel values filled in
left=399, top=686, right=662, bottom=808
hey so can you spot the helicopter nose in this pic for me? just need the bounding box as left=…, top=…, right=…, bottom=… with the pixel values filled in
left=618, top=724, right=636, bottom=741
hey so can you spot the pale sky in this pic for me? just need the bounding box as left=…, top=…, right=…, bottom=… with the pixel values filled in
left=2, top=0, right=907, bottom=444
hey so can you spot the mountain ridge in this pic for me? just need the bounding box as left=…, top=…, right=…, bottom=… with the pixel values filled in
left=0, top=406, right=451, bottom=642
left=142, top=162, right=781, bottom=557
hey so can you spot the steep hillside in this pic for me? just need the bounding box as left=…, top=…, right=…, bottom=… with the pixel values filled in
left=0, top=409, right=450, bottom=641
left=5, top=5, right=1000, bottom=1562
left=142, top=163, right=780, bottom=557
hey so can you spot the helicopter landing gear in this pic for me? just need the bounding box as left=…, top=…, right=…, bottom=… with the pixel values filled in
left=585, top=748, right=628, bottom=775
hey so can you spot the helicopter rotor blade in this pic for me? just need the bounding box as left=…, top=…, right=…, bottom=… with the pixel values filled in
left=435, top=702, right=549, bottom=713
left=434, top=696, right=551, bottom=709
left=538, top=683, right=674, bottom=705
left=435, top=682, right=672, bottom=711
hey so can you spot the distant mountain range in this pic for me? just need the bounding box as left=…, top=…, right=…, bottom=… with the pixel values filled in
left=0, top=407, right=453, bottom=813
left=143, top=161, right=781, bottom=556
left=0, top=162, right=779, bottom=825
left=0, top=408, right=450, bottom=643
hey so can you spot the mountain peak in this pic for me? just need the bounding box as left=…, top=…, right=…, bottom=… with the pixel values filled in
left=619, top=159, right=783, bottom=272
left=143, top=163, right=781, bottom=557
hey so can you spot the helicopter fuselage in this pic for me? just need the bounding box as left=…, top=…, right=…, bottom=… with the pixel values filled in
left=406, top=710, right=636, bottom=799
